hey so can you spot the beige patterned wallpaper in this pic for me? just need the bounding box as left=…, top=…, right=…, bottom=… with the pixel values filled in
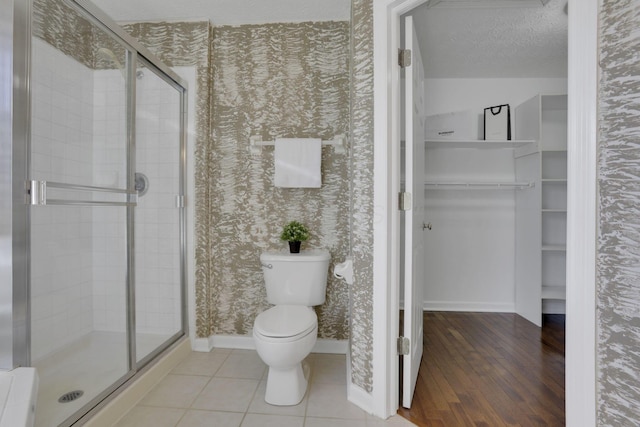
left=349, top=0, right=374, bottom=393
left=202, top=21, right=351, bottom=339
left=598, top=0, right=640, bottom=424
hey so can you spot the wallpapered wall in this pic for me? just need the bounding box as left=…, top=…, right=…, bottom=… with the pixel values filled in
left=350, top=0, right=375, bottom=393
left=128, top=17, right=375, bottom=393
left=598, top=0, right=640, bottom=424
left=202, top=22, right=351, bottom=339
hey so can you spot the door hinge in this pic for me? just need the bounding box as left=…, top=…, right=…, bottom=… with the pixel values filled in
left=399, top=48, right=412, bottom=68
left=175, top=195, right=185, bottom=208
left=399, top=191, right=412, bottom=211
left=397, top=336, right=410, bottom=355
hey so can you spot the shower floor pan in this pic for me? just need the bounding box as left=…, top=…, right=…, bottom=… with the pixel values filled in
left=33, top=332, right=166, bottom=427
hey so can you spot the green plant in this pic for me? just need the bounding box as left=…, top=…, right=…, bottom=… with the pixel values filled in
left=280, top=221, right=310, bottom=242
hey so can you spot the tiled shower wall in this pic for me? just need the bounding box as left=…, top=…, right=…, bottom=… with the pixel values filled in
left=29, top=14, right=191, bottom=359
left=90, top=69, right=186, bottom=336
left=90, top=69, right=128, bottom=333
left=30, top=38, right=95, bottom=361
left=133, top=71, right=184, bottom=335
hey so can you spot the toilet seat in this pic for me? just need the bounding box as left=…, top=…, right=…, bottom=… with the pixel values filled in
left=254, top=305, right=317, bottom=342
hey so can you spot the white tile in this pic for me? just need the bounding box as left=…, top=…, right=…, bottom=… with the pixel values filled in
left=115, top=406, right=185, bottom=427
left=191, top=377, right=259, bottom=413
left=310, top=354, right=347, bottom=385
left=306, top=382, right=367, bottom=420
left=177, top=410, right=244, bottom=427
left=215, top=350, right=267, bottom=380
left=171, top=351, right=229, bottom=377
left=240, top=413, right=304, bottom=427
left=139, top=374, right=209, bottom=408
left=365, top=414, right=419, bottom=426
left=305, top=418, right=367, bottom=427
left=247, top=380, right=307, bottom=417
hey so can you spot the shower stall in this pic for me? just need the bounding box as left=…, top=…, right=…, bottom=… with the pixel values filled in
left=2, top=0, right=189, bottom=425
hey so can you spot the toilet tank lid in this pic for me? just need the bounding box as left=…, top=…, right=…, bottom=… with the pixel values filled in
left=261, top=249, right=330, bottom=262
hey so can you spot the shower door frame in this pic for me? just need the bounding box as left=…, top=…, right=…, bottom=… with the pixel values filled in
left=5, top=0, right=190, bottom=423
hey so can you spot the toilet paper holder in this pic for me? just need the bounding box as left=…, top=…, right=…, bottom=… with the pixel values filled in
left=333, top=257, right=353, bottom=285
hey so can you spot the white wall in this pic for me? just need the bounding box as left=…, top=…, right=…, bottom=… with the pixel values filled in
left=424, top=78, right=568, bottom=138
left=422, top=77, right=567, bottom=312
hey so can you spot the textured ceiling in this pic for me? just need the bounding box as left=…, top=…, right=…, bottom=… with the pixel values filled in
left=409, top=0, right=568, bottom=78
left=91, top=0, right=567, bottom=78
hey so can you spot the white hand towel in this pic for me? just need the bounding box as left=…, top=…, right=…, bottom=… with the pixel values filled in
left=274, top=138, right=322, bottom=188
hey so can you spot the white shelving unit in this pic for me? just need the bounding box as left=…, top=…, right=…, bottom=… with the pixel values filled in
left=514, top=94, right=567, bottom=326
left=422, top=137, right=538, bottom=314
left=424, top=139, right=537, bottom=189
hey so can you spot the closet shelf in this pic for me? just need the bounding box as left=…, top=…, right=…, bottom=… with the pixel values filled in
left=424, top=181, right=534, bottom=190
left=542, top=209, right=567, bottom=213
left=542, top=286, right=566, bottom=300
left=425, top=139, right=535, bottom=150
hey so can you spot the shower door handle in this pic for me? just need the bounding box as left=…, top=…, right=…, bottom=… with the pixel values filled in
left=28, top=180, right=137, bottom=207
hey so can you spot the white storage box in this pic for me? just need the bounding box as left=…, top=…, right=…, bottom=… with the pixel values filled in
left=425, top=110, right=474, bottom=140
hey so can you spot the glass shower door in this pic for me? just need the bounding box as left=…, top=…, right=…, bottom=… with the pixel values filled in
left=30, top=3, right=133, bottom=424
left=134, top=58, right=185, bottom=363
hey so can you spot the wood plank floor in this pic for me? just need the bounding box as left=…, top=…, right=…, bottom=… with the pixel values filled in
left=398, top=312, right=565, bottom=427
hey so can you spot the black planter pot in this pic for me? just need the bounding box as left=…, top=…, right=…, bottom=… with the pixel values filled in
left=288, top=241, right=301, bottom=253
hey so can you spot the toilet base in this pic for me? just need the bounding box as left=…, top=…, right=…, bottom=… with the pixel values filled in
left=264, top=361, right=310, bottom=406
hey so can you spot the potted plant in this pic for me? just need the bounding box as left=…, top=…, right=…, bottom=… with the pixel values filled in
left=280, top=221, right=310, bottom=253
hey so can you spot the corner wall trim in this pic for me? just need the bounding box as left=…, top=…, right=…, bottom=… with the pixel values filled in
left=347, top=382, right=374, bottom=414
left=194, top=335, right=348, bottom=354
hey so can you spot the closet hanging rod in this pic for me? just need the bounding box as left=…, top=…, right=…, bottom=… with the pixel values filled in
left=249, top=135, right=346, bottom=155
left=424, top=181, right=535, bottom=190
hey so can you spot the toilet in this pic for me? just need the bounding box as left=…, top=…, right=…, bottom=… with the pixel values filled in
left=253, top=249, right=330, bottom=406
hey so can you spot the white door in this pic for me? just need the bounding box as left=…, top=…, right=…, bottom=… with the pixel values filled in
left=402, top=15, right=426, bottom=409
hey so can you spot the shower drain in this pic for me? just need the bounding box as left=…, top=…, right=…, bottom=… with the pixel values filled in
left=58, top=390, right=84, bottom=403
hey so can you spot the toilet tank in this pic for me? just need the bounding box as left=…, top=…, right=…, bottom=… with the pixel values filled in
left=260, top=249, right=330, bottom=306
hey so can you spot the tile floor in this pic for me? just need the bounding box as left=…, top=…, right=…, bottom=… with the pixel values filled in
left=115, top=349, right=416, bottom=427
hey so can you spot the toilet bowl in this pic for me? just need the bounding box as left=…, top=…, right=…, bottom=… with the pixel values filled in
left=253, top=305, right=317, bottom=405
left=253, top=250, right=330, bottom=406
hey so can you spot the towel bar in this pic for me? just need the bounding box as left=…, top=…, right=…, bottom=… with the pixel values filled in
left=249, top=135, right=346, bottom=155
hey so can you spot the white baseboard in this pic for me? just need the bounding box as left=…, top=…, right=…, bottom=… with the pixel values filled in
left=422, top=301, right=515, bottom=313
left=193, top=335, right=347, bottom=354
left=543, top=299, right=566, bottom=314
left=347, top=382, right=373, bottom=414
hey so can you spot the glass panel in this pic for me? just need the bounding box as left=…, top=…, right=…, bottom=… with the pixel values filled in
left=30, top=206, right=129, bottom=426
left=31, top=5, right=127, bottom=189
left=134, top=61, right=183, bottom=362
left=30, top=1, right=131, bottom=425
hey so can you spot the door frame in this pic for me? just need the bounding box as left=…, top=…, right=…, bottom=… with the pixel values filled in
left=370, top=0, right=598, bottom=424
